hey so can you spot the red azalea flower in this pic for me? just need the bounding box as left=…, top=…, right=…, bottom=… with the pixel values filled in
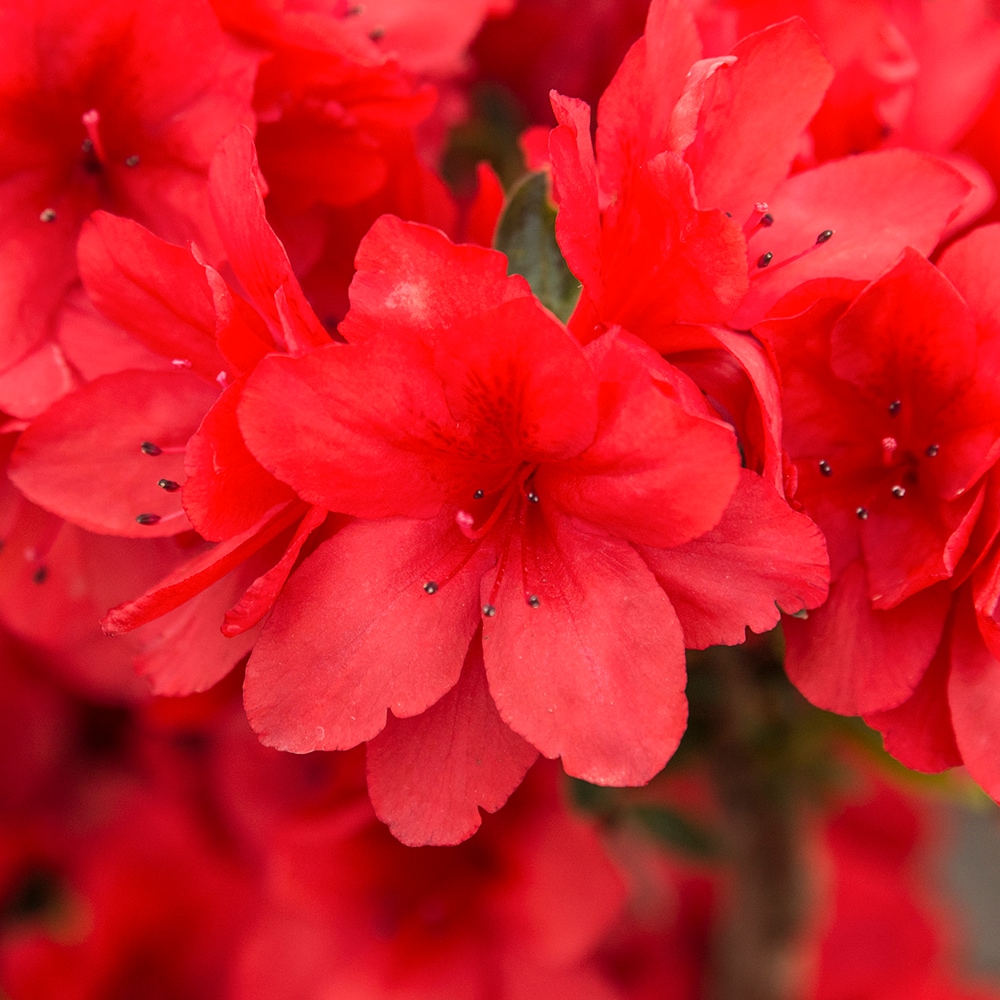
left=0, top=0, right=259, bottom=417
left=759, top=235, right=1000, bottom=722
left=211, top=0, right=436, bottom=214
left=6, top=128, right=333, bottom=694
left=226, top=212, right=827, bottom=843
left=546, top=0, right=973, bottom=344
left=239, top=213, right=740, bottom=787
left=862, top=226, right=1000, bottom=798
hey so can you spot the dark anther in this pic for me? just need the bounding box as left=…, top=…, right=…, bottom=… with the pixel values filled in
left=32, top=566, right=49, bottom=585
left=725, top=211, right=733, bottom=218
left=761, top=213, right=774, bottom=226
left=124, top=155, right=140, bottom=167
left=423, top=581, right=439, bottom=594
left=473, top=489, right=484, bottom=499
left=482, top=604, right=497, bottom=617
left=818, top=460, right=832, bottom=477
left=135, top=513, right=162, bottom=525
left=369, top=26, right=385, bottom=40
left=816, top=230, right=834, bottom=243
left=757, top=251, right=773, bottom=268
left=140, top=441, right=162, bottom=456
left=527, top=594, right=540, bottom=609
left=888, top=399, right=902, bottom=416
left=527, top=491, right=540, bottom=503
left=157, top=479, right=181, bottom=492
left=855, top=506, right=869, bottom=520
left=39, top=208, right=57, bottom=223
left=81, top=138, right=94, bottom=154
left=926, top=443, right=940, bottom=457
left=891, top=485, right=906, bottom=498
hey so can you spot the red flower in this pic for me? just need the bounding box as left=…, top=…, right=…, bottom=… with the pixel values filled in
left=759, top=233, right=1000, bottom=734
left=227, top=212, right=828, bottom=843
left=547, top=0, right=973, bottom=343
left=0, top=0, right=259, bottom=417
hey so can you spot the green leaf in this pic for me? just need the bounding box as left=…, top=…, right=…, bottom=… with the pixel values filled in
left=494, top=171, right=582, bottom=323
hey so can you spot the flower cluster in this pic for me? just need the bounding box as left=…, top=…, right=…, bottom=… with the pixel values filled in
left=3, top=0, right=1000, bottom=994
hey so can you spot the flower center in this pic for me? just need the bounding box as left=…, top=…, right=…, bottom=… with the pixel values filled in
left=421, top=464, right=543, bottom=614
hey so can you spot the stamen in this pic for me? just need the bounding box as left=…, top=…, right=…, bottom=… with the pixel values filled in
left=526, top=491, right=539, bottom=503
left=39, top=209, right=57, bottom=223
left=925, top=444, right=940, bottom=457
left=81, top=109, right=108, bottom=165
left=124, top=155, right=140, bottom=168
left=456, top=476, right=522, bottom=541
left=140, top=441, right=185, bottom=456
left=856, top=506, right=869, bottom=520
left=134, top=510, right=186, bottom=528
left=818, top=460, right=832, bottom=477
left=749, top=228, right=835, bottom=279
left=423, top=581, right=438, bottom=594
left=473, top=489, right=484, bottom=499
left=743, top=202, right=774, bottom=238
left=891, top=485, right=906, bottom=498
left=888, top=399, right=901, bottom=416
left=527, top=594, right=540, bottom=608
left=482, top=604, right=497, bottom=617
left=157, top=479, right=181, bottom=492
left=32, top=566, right=49, bottom=585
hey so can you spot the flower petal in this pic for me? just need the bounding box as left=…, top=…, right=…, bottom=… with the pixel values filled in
left=864, top=637, right=961, bottom=774
left=184, top=376, right=297, bottom=542
left=683, top=18, right=833, bottom=221
left=736, top=150, right=972, bottom=325
left=209, top=128, right=329, bottom=352
left=783, top=561, right=949, bottom=715
left=543, top=331, right=740, bottom=549
left=948, top=598, right=1000, bottom=799
left=594, top=0, right=702, bottom=193
left=641, top=469, right=829, bottom=648
left=339, top=215, right=532, bottom=347
left=484, top=509, right=687, bottom=785
left=77, top=212, right=226, bottom=379
left=239, top=340, right=492, bottom=519
left=366, top=639, right=538, bottom=846
left=9, top=370, right=218, bottom=536
left=244, top=515, right=495, bottom=751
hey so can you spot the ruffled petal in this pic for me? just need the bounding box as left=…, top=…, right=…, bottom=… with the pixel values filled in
left=736, top=150, right=972, bottom=325
left=783, top=561, right=949, bottom=714
left=9, top=370, right=218, bottom=537
left=244, top=515, right=496, bottom=751
left=366, top=640, right=538, bottom=846
left=641, top=469, right=829, bottom=648
left=484, top=509, right=687, bottom=785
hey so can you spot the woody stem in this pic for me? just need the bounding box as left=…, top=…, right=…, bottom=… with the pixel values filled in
left=695, top=640, right=816, bottom=1000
